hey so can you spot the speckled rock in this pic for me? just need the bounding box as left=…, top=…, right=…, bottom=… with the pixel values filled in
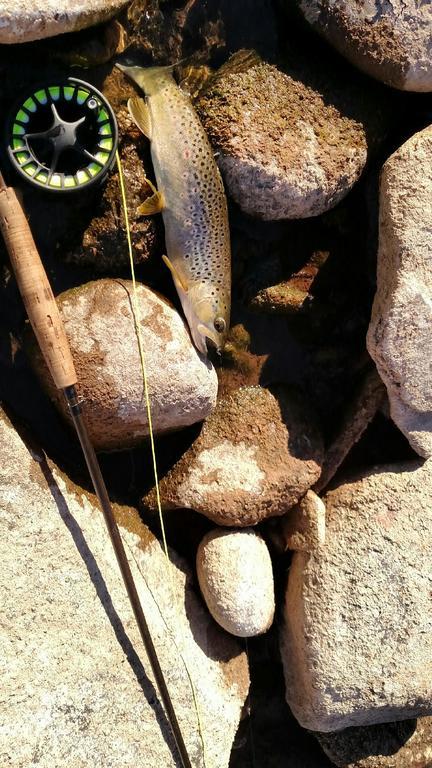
left=315, top=717, right=432, bottom=768
left=367, top=126, right=432, bottom=458
left=0, top=0, right=130, bottom=44
left=281, top=459, right=432, bottom=732
left=144, top=385, right=323, bottom=526
left=197, top=51, right=369, bottom=219
left=196, top=528, right=275, bottom=637
left=296, top=0, right=432, bottom=92
left=0, top=408, right=249, bottom=768
left=280, top=490, right=326, bottom=552
left=26, top=279, right=218, bottom=451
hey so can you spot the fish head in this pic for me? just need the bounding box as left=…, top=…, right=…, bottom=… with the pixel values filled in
left=182, top=286, right=229, bottom=356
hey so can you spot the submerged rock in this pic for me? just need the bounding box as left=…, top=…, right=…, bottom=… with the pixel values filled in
left=196, top=528, right=275, bottom=637
left=0, top=0, right=129, bottom=44
left=281, top=459, right=432, bottom=732
left=0, top=407, right=249, bottom=767
left=65, top=105, right=160, bottom=273
left=126, top=0, right=277, bottom=65
left=315, top=717, right=432, bottom=768
left=367, top=126, right=432, bottom=458
left=144, top=385, right=323, bottom=526
left=198, top=50, right=375, bottom=220
left=295, top=0, right=432, bottom=92
left=247, top=250, right=329, bottom=315
left=27, top=279, right=218, bottom=452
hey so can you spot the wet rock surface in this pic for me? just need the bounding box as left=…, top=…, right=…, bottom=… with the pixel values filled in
left=315, top=717, right=432, bottom=768
left=26, top=279, right=218, bottom=451
left=367, top=126, right=432, bottom=458
left=281, top=459, right=432, bottom=732
left=197, top=50, right=383, bottom=220
left=196, top=528, right=275, bottom=637
left=125, top=0, right=278, bottom=65
left=0, top=407, right=249, bottom=767
left=0, top=0, right=130, bottom=44
left=143, top=385, right=323, bottom=526
left=295, top=0, right=432, bottom=92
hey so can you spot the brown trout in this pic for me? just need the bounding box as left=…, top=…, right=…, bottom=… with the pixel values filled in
left=116, top=63, right=231, bottom=355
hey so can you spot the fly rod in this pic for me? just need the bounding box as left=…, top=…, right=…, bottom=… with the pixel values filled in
left=0, top=171, right=193, bottom=768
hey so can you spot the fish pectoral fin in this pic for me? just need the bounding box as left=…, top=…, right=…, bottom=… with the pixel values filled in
left=137, top=187, right=165, bottom=216
left=128, top=96, right=152, bottom=139
left=162, top=254, right=189, bottom=293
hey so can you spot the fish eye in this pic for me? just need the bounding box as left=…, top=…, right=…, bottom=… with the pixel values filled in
left=214, top=317, right=226, bottom=334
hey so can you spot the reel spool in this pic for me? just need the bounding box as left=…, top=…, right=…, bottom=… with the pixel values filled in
left=6, top=77, right=118, bottom=193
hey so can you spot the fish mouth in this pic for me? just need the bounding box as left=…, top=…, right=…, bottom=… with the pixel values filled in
left=197, top=323, right=223, bottom=355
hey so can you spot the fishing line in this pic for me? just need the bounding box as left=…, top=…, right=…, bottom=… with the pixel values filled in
left=116, top=150, right=207, bottom=768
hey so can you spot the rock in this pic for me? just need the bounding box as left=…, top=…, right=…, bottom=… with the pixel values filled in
left=281, top=459, right=432, bottom=732
left=196, top=528, right=275, bottom=637
left=26, top=279, right=218, bottom=452
left=0, top=0, right=130, bottom=44
left=314, top=368, right=386, bottom=493
left=0, top=408, right=249, bottom=767
left=280, top=490, right=326, bottom=552
left=51, top=19, right=127, bottom=68
left=197, top=50, right=372, bottom=220
left=367, top=126, right=432, bottom=458
left=126, top=0, right=277, bottom=66
left=144, top=385, right=324, bottom=526
left=296, top=0, right=432, bottom=92
left=65, top=99, right=160, bottom=273
left=247, top=250, right=329, bottom=315
left=315, top=717, right=432, bottom=768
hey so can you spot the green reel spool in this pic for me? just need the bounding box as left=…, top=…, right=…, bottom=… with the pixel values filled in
left=6, top=77, right=118, bottom=193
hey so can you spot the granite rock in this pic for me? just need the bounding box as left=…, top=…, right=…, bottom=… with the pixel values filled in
left=197, top=528, right=275, bottom=637
left=0, top=0, right=130, bottom=44
left=143, top=385, right=323, bottom=526
left=315, top=717, right=432, bottom=768
left=367, top=126, right=432, bottom=458
left=27, top=279, right=218, bottom=451
left=0, top=408, right=249, bottom=767
left=281, top=460, right=432, bottom=731
left=198, top=51, right=373, bottom=220
left=296, top=0, right=432, bottom=92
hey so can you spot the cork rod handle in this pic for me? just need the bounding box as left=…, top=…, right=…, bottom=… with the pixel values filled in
left=0, top=184, right=77, bottom=389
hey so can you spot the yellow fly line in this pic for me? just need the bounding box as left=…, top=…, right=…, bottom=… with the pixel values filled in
left=115, top=150, right=207, bottom=767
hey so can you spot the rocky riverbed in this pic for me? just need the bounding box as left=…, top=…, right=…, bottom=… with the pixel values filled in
left=0, top=1, right=431, bottom=767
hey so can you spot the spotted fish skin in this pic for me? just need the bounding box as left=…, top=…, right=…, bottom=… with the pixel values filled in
left=119, top=64, right=231, bottom=355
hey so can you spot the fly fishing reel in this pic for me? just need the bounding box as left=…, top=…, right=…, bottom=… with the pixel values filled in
left=6, top=77, right=118, bottom=193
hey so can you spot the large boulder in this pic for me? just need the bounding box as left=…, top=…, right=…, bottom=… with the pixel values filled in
left=281, top=460, right=432, bottom=732
left=0, top=408, right=249, bottom=767
left=367, top=126, right=432, bottom=458
left=143, top=385, right=323, bottom=526
left=197, top=51, right=381, bottom=220
left=295, top=0, right=432, bottom=92
left=27, top=279, right=218, bottom=451
left=0, top=0, right=130, bottom=44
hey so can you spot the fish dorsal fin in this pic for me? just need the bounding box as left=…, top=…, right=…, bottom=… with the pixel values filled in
left=128, top=96, right=152, bottom=139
